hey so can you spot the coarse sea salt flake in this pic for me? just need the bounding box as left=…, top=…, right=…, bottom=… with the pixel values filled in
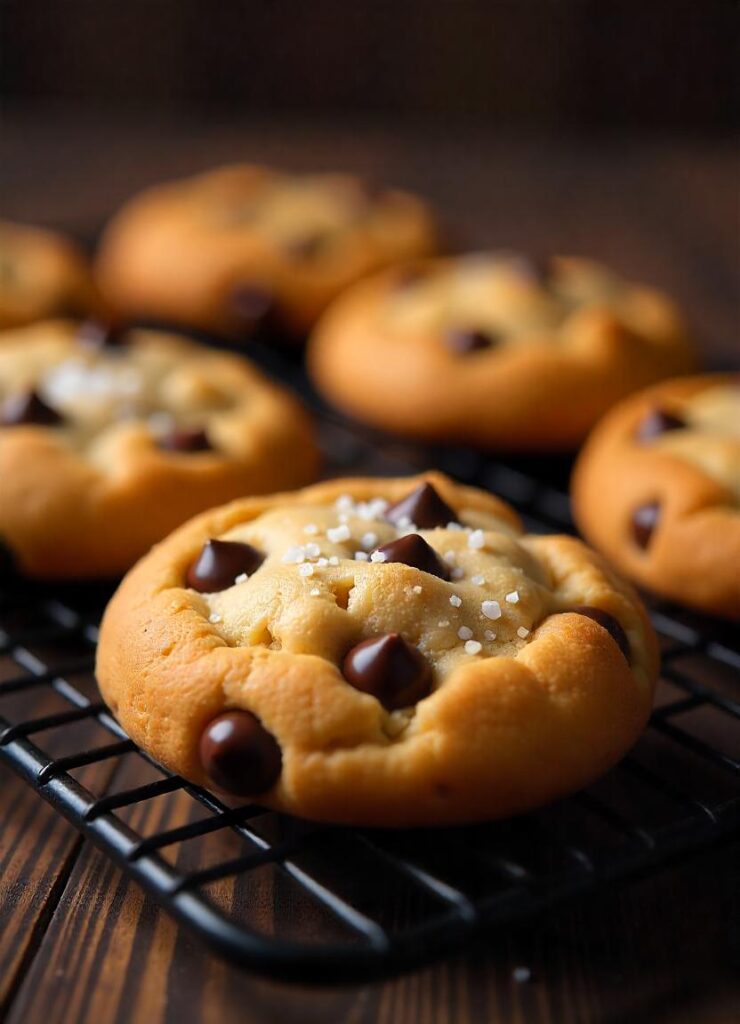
left=328, top=556, right=340, bottom=566
left=412, top=585, right=422, bottom=594
left=282, top=545, right=305, bottom=564
left=484, top=630, right=497, bottom=641
left=506, top=590, right=520, bottom=604
left=464, top=640, right=482, bottom=655
left=438, top=619, right=451, bottom=628
left=468, top=529, right=485, bottom=549
left=208, top=613, right=222, bottom=624
left=303, top=523, right=319, bottom=535
left=458, top=626, right=473, bottom=640
left=482, top=600, right=502, bottom=620
left=310, top=587, right=321, bottom=596
left=361, top=531, right=378, bottom=550
left=449, top=594, right=462, bottom=607
left=370, top=550, right=387, bottom=563
left=234, top=573, right=248, bottom=585
left=299, top=563, right=314, bottom=577
left=354, top=550, right=369, bottom=561
left=517, top=626, right=530, bottom=638
left=304, top=542, right=321, bottom=559
left=471, top=574, right=485, bottom=586
left=327, top=524, right=351, bottom=543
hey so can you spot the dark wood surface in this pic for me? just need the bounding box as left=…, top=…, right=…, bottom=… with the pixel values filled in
left=0, top=115, right=738, bottom=1024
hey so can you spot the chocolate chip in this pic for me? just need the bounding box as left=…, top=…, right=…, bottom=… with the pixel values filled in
left=1, top=390, right=63, bottom=427
left=342, top=633, right=432, bottom=710
left=572, top=605, right=630, bottom=663
left=284, top=231, right=330, bottom=260
left=386, top=482, right=457, bottom=529
left=632, top=502, right=661, bottom=549
left=373, top=534, right=450, bottom=580
left=636, top=407, right=686, bottom=441
left=230, top=284, right=276, bottom=338
left=186, top=539, right=265, bottom=592
left=77, top=320, right=129, bottom=350
left=199, top=710, right=282, bottom=795
left=158, top=427, right=212, bottom=453
left=445, top=327, right=500, bottom=355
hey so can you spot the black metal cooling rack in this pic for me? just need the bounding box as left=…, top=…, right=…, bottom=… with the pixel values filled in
left=1, top=343, right=739, bottom=983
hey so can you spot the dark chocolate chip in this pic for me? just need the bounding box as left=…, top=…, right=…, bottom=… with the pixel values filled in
left=77, top=320, right=129, bottom=350
left=386, top=482, right=457, bottom=529
left=636, top=407, right=686, bottom=441
left=632, top=502, right=661, bottom=549
left=158, top=427, right=212, bottom=453
left=572, top=605, right=630, bottom=663
left=444, top=327, right=500, bottom=355
left=342, top=633, right=432, bottom=710
left=1, top=390, right=63, bottom=427
left=186, top=539, right=265, bottom=592
left=230, top=283, right=276, bottom=338
left=373, top=534, right=450, bottom=580
left=284, top=231, right=330, bottom=260
left=199, top=709, right=282, bottom=795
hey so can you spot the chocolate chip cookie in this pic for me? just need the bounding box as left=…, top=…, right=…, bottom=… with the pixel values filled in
left=97, top=474, right=658, bottom=826
left=308, top=252, right=695, bottom=450
left=95, top=165, right=437, bottom=339
left=573, top=374, right=740, bottom=620
left=0, top=221, right=100, bottom=328
left=0, top=320, right=319, bottom=578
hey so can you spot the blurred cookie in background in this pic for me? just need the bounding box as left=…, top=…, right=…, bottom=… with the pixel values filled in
left=0, top=319, right=319, bottom=579
left=572, top=374, right=740, bottom=620
left=95, top=164, right=438, bottom=342
left=0, top=220, right=100, bottom=329
left=308, top=252, right=696, bottom=450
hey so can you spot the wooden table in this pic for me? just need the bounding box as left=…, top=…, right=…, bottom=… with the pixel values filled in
left=0, top=114, right=738, bottom=1024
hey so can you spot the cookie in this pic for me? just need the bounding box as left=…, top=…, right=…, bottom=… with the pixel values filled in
left=0, top=320, right=319, bottom=579
left=0, top=220, right=99, bottom=329
left=308, top=252, right=695, bottom=450
left=97, top=473, right=658, bottom=826
left=573, top=375, right=740, bottom=620
left=95, top=165, right=437, bottom=340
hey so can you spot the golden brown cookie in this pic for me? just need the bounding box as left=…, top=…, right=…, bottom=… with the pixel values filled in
left=572, top=374, right=740, bottom=620
left=0, top=220, right=100, bottom=328
left=97, top=473, right=658, bottom=826
left=308, top=253, right=695, bottom=450
left=0, top=320, right=319, bottom=579
left=95, top=165, right=437, bottom=339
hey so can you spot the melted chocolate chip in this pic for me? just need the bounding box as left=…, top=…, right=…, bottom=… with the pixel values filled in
left=374, top=534, right=450, bottom=580
left=199, top=710, right=282, bottom=795
left=445, top=327, right=500, bottom=355
left=186, top=539, right=265, bottom=592
left=342, top=633, right=432, bottom=710
left=385, top=482, right=457, bottom=529
left=158, top=427, right=212, bottom=453
left=77, top=320, right=129, bottom=350
left=636, top=407, right=686, bottom=441
left=230, top=283, right=276, bottom=338
left=572, top=605, right=630, bottom=663
left=632, top=502, right=661, bottom=549
left=1, top=390, right=63, bottom=427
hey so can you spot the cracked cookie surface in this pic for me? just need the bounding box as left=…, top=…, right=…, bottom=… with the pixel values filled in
left=573, top=374, right=740, bottom=619
left=97, top=473, right=658, bottom=826
left=0, top=320, right=319, bottom=578
left=96, top=164, right=437, bottom=339
left=308, top=252, right=695, bottom=450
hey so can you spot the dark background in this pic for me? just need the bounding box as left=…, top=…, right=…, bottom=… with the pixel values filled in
left=1, top=0, right=737, bottom=132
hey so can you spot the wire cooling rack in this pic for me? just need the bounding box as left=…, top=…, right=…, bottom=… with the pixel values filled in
left=1, top=342, right=738, bottom=983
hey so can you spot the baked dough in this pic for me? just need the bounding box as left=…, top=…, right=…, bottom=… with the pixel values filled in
left=96, top=165, right=437, bottom=339
left=573, top=374, right=740, bottom=619
left=0, top=320, right=319, bottom=578
left=97, top=473, right=658, bottom=826
left=308, top=252, right=695, bottom=450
